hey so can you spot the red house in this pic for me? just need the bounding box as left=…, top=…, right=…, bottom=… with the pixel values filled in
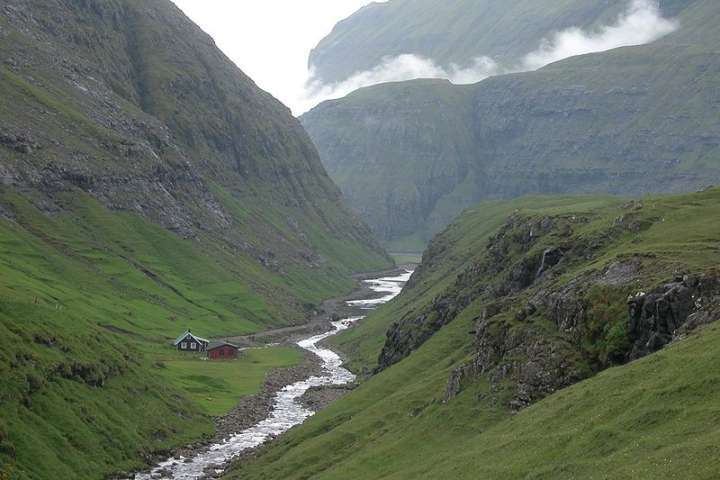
left=207, top=341, right=240, bottom=360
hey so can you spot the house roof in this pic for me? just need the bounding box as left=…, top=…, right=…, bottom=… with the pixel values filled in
left=207, top=341, right=239, bottom=351
left=173, top=330, right=209, bottom=346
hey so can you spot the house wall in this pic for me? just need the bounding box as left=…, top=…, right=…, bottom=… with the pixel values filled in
left=177, top=335, right=207, bottom=352
left=208, top=346, right=238, bottom=360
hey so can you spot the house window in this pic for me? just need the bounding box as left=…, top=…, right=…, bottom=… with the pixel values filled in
left=181, top=342, right=187, bottom=349
left=191, top=343, right=197, bottom=350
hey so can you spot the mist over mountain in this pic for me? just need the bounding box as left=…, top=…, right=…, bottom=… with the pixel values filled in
left=303, top=0, right=679, bottom=108
left=308, top=0, right=688, bottom=84
left=302, top=0, right=720, bottom=249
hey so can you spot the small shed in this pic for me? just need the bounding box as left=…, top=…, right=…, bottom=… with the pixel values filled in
left=173, top=330, right=209, bottom=352
left=207, top=341, right=240, bottom=360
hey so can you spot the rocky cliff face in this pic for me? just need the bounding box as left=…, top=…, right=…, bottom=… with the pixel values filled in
left=377, top=194, right=720, bottom=411
left=0, top=0, right=389, bottom=296
left=302, top=0, right=720, bottom=248
left=444, top=269, right=720, bottom=410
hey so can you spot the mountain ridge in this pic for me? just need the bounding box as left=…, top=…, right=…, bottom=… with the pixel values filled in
left=302, top=0, right=720, bottom=250
left=308, top=0, right=686, bottom=85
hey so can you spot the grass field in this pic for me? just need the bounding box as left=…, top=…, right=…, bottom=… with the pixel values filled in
left=388, top=252, right=423, bottom=266
left=156, top=347, right=303, bottom=416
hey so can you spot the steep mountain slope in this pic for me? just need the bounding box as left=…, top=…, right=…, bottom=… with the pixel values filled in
left=302, top=0, right=720, bottom=250
left=227, top=187, right=720, bottom=479
left=0, top=0, right=390, bottom=477
left=308, top=0, right=685, bottom=85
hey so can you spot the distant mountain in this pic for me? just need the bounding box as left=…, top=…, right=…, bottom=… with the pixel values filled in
left=302, top=0, right=720, bottom=250
left=0, top=0, right=389, bottom=477
left=308, top=0, right=687, bottom=85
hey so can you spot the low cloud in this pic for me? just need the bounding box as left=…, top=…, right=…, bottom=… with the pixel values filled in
left=298, top=0, right=677, bottom=114
left=299, top=55, right=500, bottom=112
left=521, top=0, right=678, bottom=70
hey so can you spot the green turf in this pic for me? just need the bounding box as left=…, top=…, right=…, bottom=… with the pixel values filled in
left=0, top=301, right=214, bottom=480
left=155, top=347, right=303, bottom=416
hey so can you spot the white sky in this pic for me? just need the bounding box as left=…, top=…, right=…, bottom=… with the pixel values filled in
left=170, top=0, right=378, bottom=115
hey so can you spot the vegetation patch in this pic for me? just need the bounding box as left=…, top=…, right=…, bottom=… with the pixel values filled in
left=156, top=347, right=303, bottom=416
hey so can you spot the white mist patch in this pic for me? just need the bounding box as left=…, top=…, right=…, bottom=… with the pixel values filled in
left=300, top=0, right=678, bottom=113
left=521, top=0, right=678, bottom=70
left=299, top=55, right=500, bottom=112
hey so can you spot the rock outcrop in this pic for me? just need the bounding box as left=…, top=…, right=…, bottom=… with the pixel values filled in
left=445, top=266, right=720, bottom=409
left=378, top=213, right=577, bottom=372
left=377, top=205, right=720, bottom=412
left=0, top=131, right=40, bottom=154
left=446, top=315, right=586, bottom=410
left=628, top=274, right=720, bottom=358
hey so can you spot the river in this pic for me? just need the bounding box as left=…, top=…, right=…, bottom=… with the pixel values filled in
left=133, top=269, right=413, bottom=480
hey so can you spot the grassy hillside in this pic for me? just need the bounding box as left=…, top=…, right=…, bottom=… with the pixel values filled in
left=302, top=0, right=720, bottom=251
left=0, top=0, right=390, bottom=478
left=229, top=321, right=720, bottom=479
left=0, top=301, right=211, bottom=480
left=327, top=195, right=615, bottom=374
left=226, top=187, right=720, bottom=479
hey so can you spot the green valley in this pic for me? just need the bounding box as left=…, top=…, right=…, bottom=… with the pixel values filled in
left=2, top=0, right=720, bottom=479
left=0, top=0, right=390, bottom=478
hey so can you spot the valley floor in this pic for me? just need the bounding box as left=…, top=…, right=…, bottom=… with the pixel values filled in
left=130, top=267, right=411, bottom=479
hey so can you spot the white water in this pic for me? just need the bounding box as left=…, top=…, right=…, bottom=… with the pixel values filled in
left=346, top=271, right=412, bottom=309
left=133, top=270, right=413, bottom=480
